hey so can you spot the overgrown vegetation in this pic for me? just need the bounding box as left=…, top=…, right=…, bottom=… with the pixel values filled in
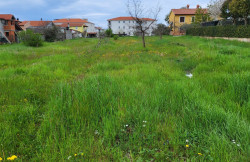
left=0, top=36, right=249, bottom=161
left=186, top=25, right=250, bottom=38
left=18, top=30, right=43, bottom=47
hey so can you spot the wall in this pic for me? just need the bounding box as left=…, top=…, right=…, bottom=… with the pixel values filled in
left=109, top=20, right=156, bottom=36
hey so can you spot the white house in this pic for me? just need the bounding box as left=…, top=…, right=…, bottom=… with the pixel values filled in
left=84, top=21, right=97, bottom=37
left=107, top=17, right=157, bottom=36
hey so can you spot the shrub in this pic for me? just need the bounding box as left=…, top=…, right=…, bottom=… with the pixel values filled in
left=113, top=35, right=119, bottom=40
left=43, top=26, right=60, bottom=42
left=105, top=29, right=114, bottom=37
left=18, top=30, right=43, bottom=47
left=186, top=25, right=250, bottom=38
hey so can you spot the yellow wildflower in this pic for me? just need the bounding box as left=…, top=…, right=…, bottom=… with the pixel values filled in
left=7, top=155, right=17, bottom=160
left=24, top=98, right=28, bottom=102
left=186, top=145, right=189, bottom=148
left=81, top=153, right=84, bottom=156
left=198, top=153, right=203, bottom=156
left=0, top=157, right=2, bottom=161
left=74, top=154, right=77, bottom=157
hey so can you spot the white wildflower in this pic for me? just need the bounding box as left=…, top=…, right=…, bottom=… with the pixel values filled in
left=237, top=144, right=240, bottom=147
left=186, top=139, right=189, bottom=143
left=143, top=124, right=146, bottom=127
left=67, top=156, right=72, bottom=160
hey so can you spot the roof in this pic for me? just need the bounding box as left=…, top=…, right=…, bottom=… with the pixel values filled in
left=0, top=14, right=15, bottom=20
left=108, top=17, right=155, bottom=21
left=171, top=8, right=207, bottom=15
left=54, top=22, right=87, bottom=27
left=53, top=18, right=88, bottom=23
left=20, top=21, right=52, bottom=27
left=19, top=21, right=29, bottom=26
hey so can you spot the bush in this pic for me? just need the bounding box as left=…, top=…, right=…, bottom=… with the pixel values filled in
left=43, top=26, right=60, bottom=42
left=105, top=29, right=114, bottom=37
left=186, top=25, right=250, bottom=38
left=113, top=35, right=119, bottom=40
left=18, top=30, right=43, bottom=47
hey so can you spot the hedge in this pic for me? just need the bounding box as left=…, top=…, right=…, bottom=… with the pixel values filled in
left=186, top=25, right=250, bottom=38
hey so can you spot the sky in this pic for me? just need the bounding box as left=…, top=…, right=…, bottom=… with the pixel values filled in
left=0, top=0, right=211, bottom=28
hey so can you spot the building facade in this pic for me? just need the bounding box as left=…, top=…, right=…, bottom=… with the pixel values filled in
left=108, top=17, right=157, bottom=36
left=0, top=14, right=22, bottom=43
left=168, top=5, right=207, bottom=35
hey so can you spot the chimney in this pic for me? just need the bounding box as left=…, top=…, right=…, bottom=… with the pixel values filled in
left=17, top=18, right=19, bottom=21
left=187, top=4, right=190, bottom=9
left=197, top=5, right=200, bottom=9
left=41, top=18, right=43, bottom=21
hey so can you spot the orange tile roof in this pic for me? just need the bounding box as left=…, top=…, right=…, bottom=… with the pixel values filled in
left=108, top=17, right=155, bottom=21
left=19, top=21, right=29, bottom=26
left=22, top=21, right=52, bottom=27
left=0, top=14, right=15, bottom=20
left=53, top=18, right=88, bottom=23
left=54, top=22, right=87, bottom=27
left=172, top=8, right=207, bottom=15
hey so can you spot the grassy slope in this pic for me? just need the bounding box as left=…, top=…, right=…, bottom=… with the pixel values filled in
left=0, top=36, right=249, bottom=161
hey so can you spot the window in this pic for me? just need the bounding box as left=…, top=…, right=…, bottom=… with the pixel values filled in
left=192, top=16, right=195, bottom=22
left=180, top=17, right=185, bottom=23
left=123, top=21, right=125, bottom=23
left=5, top=32, right=9, bottom=37
left=123, top=26, right=125, bottom=29
left=129, top=21, right=130, bottom=23
left=119, top=21, right=120, bottom=23
left=119, top=26, right=120, bottom=29
left=3, top=20, right=7, bottom=25
left=75, top=27, right=78, bottom=29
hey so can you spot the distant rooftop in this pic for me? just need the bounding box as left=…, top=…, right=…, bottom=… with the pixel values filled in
left=108, top=17, right=155, bottom=21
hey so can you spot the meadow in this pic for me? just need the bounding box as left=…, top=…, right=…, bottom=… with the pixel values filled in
left=0, top=36, right=249, bottom=161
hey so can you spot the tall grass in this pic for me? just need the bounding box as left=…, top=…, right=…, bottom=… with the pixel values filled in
left=0, top=36, right=249, bottom=161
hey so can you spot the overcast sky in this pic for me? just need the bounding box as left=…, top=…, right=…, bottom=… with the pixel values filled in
left=0, top=0, right=211, bottom=28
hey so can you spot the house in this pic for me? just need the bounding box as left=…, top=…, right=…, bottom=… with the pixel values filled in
left=168, top=5, right=207, bottom=35
left=19, top=20, right=53, bottom=31
left=95, top=27, right=104, bottom=37
left=0, top=14, right=22, bottom=43
left=107, top=17, right=157, bottom=36
left=84, top=20, right=97, bottom=37
left=53, top=18, right=88, bottom=37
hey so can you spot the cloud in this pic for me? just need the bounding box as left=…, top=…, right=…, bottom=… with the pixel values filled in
left=0, top=0, right=46, bottom=7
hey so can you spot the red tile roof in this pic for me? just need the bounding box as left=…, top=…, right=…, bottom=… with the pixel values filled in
left=19, top=21, right=29, bottom=26
left=53, top=18, right=88, bottom=23
left=0, top=14, right=15, bottom=20
left=54, top=22, right=87, bottom=27
left=21, top=21, right=52, bottom=27
left=171, top=8, right=207, bottom=15
left=108, top=17, right=155, bottom=21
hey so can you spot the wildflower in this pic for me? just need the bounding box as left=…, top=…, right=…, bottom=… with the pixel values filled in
left=74, top=154, right=77, bottom=157
left=143, top=124, right=146, bottom=127
left=237, top=144, right=240, bottom=147
left=198, top=153, right=203, bottom=156
left=81, top=153, right=84, bottom=156
left=24, top=98, right=28, bottom=102
left=143, top=121, right=147, bottom=123
left=94, top=130, right=99, bottom=135
left=7, top=155, right=17, bottom=160
left=233, top=142, right=236, bottom=144
left=232, top=140, right=235, bottom=142
left=67, top=156, right=72, bottom=160
left=186, top=139, right=189, bottom=143
left=0, top=157, right=2, bottom=161
left=186, top=145, right=189, bottom=148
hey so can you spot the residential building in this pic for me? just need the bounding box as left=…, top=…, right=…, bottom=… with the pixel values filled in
left=168, top=5, right=207, bottom=35
left=19, top=20, right=53, bottom=31
left=53, top=18, right=88, bottom=37
left=107, top=17, right=157, bottom=36
left=84, top=20, right=97, bottom=37
left=0, top=14, right=22, bottom=43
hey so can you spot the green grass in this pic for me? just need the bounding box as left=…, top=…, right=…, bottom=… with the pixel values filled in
left=0, top=36, right=249, bottom=161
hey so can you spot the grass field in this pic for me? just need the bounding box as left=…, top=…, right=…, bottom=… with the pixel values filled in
left=0, top=36, right=249, bottom=161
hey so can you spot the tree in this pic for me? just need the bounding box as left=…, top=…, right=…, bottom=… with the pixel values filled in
left=229, top=0, right=250, bottom=25
left=127, top=0, right=161, bottom=48
left=43, top=25, right=60, bottom=42
left=152, top=24, right=169, bottom=39
left=195, top=7, right=211, bottom=23
left=220, top=0, right=232, bottom=19
left=105, top=28, right=113, bottom=37
left=208, top=0, right=226, bottom=20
